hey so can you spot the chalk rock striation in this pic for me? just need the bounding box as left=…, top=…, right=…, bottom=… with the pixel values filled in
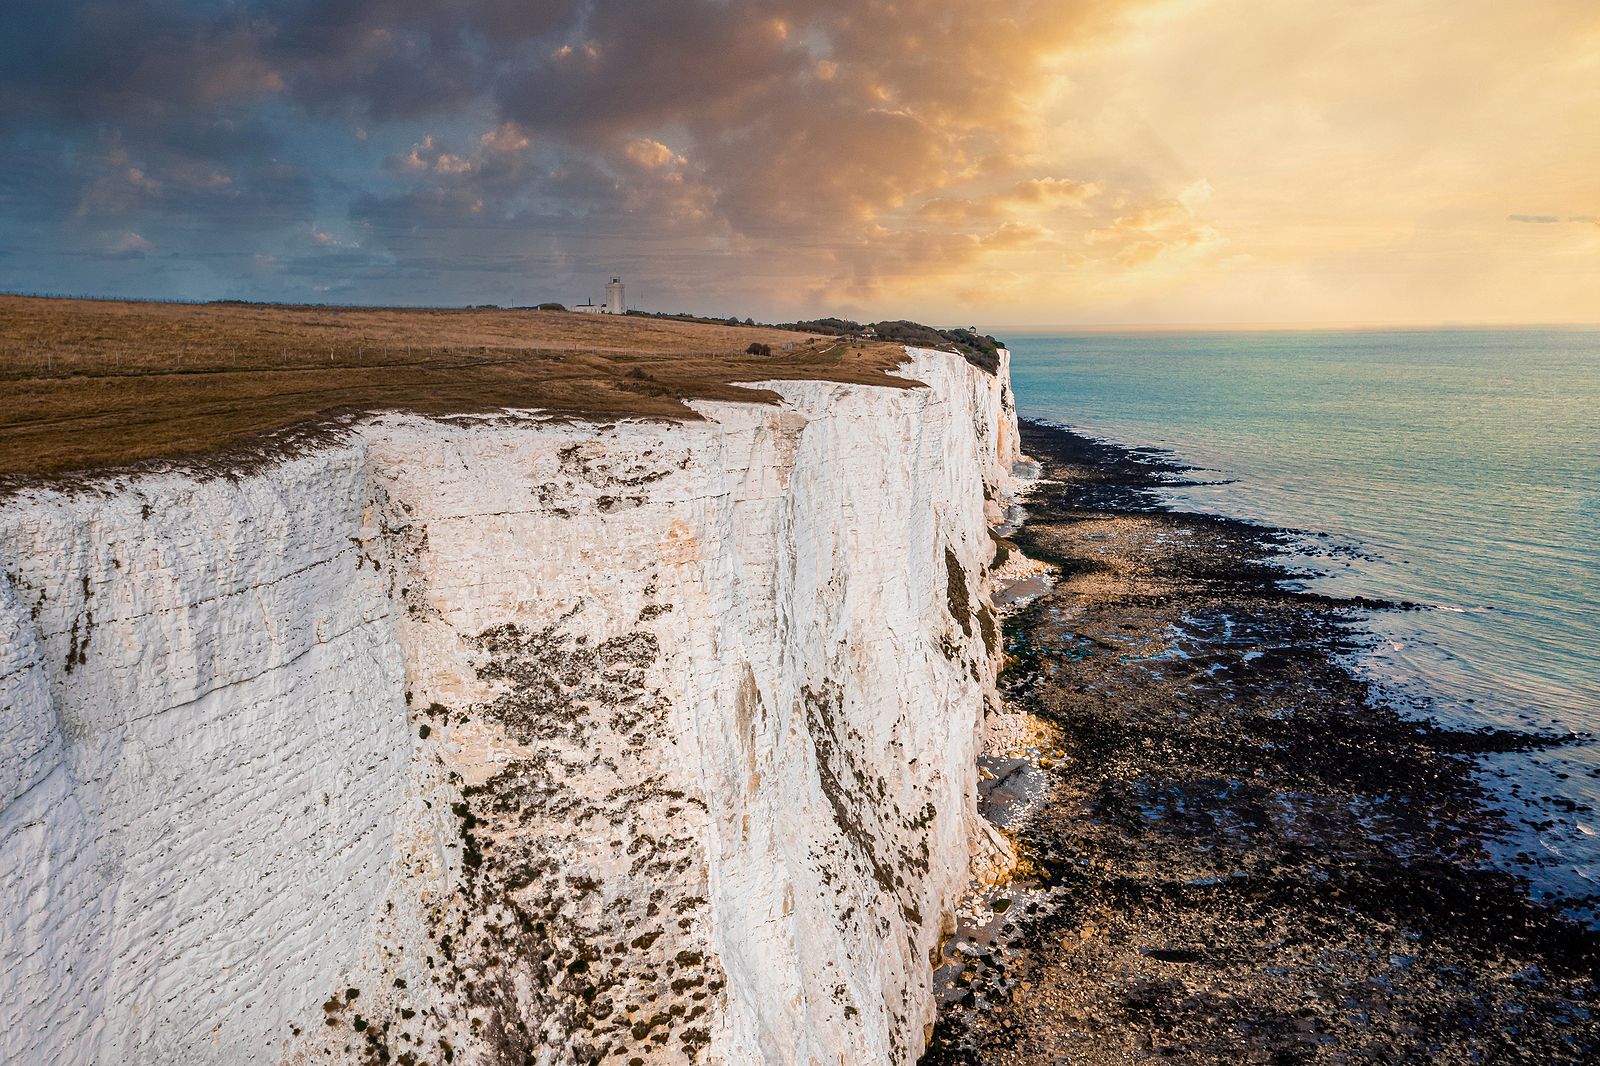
left=0, top=347, right=1020, bottom=1065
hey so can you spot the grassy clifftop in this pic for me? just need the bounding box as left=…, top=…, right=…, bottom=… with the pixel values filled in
left=0, top=296, right=916, bottom=479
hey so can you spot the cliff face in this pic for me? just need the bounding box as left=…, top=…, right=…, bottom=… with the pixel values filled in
left=0, top=347, right=1020, bottom=1066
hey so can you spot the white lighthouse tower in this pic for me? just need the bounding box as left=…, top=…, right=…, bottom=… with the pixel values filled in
left=604, top=276, right=626, bottom=315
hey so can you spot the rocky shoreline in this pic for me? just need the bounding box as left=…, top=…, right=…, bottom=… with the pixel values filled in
left=925, top=420, right=1599, bottom=1064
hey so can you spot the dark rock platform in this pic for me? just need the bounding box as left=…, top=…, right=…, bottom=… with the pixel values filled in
left=924, top=421, right=1598, bottom=1065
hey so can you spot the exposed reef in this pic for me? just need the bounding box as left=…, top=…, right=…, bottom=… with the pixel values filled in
left=924, top=421, right=1600, bottom=1065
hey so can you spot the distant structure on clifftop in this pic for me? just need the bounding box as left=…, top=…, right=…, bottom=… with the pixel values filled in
left=573, top=275, right=626, bottom=315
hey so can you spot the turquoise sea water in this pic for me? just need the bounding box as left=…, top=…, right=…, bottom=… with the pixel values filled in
left=1006, top=328, right=1600, bottom=915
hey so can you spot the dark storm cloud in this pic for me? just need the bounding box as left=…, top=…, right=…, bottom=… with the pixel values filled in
left=0, top=2, right=281, bottom=128
left=0, top=0, right=1132, bottom=308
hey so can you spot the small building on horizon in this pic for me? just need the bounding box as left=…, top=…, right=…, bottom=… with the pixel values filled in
left=572, top=276, right=626, bottom=314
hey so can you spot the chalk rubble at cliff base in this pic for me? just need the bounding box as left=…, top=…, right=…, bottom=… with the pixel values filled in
left=0, top=347, right=1022, bottom=1065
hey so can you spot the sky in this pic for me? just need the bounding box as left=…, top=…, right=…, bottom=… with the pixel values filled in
left=1, top=0, right=1597, bottom=326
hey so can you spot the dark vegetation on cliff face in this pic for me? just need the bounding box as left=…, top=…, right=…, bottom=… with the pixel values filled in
left=317, top=599, right=726, bottom=1066
left=944, top=547, right=974, bottom=637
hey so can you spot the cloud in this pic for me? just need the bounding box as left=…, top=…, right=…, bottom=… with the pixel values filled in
left=0, top=0, right=1152, bottom=307
left=1507, top=214, right=1600, bottom=227
left=480, top=123, right=530, bottom=154
left=1085, top=186, right=1220, bottom=266
left=918, top=178, right=1102, bottom=225
left=310, top=225, right=360, bottom=250
left=623, top=139, right=683, bottom=170
left=1007, top=178, right=1104, bottom=207
left=103, top=230, right=153, bottom=259
left=396, top=135, right=478, bottom=176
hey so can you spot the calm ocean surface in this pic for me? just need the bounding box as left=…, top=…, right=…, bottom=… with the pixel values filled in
left=1006, top=328, right=1600, bottom=917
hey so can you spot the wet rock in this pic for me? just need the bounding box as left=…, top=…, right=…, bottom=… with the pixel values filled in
left=923, top=420, right=1600, bottom=1066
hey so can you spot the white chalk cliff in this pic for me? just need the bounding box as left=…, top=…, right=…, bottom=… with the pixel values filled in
left=0, top=347, right=1021, bottom=1066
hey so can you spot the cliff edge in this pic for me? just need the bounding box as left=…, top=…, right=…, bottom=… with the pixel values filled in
left=0, top=346, right=1021, bottom=1065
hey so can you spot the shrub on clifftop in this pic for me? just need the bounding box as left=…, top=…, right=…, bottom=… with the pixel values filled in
left=869, top=321, right=1002, bottom=374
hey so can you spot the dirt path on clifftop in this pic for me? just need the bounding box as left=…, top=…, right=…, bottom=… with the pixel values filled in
left=923, top=421, right=1599, bottom=1065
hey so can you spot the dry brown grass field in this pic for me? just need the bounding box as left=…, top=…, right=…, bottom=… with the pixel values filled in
left=0, top=295, right=915, bottom=480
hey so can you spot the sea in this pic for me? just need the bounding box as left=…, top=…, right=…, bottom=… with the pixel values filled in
left=1005, top=327, right=1600, bottom=921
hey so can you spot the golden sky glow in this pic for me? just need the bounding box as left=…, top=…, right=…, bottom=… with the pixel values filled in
left=875, top=0, right=1600, bottom=325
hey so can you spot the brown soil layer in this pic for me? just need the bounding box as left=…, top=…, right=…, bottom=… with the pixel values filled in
left=924, top=421, right=1599, bottom=1065
left=0, top=294, right=916, bottom=480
